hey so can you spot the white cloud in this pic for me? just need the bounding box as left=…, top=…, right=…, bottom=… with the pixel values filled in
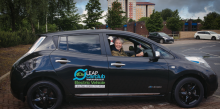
left=98, top=10, right=108, bottom=25
left=179, top=6, right=213, bottom=20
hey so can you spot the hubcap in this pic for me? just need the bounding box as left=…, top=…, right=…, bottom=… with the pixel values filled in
left=32, top=86, right=57, bottom=109
left=179, top=83, right=200, bottom=105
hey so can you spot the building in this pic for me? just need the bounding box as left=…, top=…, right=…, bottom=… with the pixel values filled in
left=107, top=0, right=155, bottom=21
left=136, top=2, right=155, bottom=20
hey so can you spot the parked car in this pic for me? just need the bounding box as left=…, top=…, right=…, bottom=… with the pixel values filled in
left=148, top=32, right=174, bottom=44
left=194, top=31, right=220, bottom=40
left=10, top=30, right=218, bottom=109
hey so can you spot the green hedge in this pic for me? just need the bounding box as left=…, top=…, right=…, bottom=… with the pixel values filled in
left=0, top=30, right=38, bottom=48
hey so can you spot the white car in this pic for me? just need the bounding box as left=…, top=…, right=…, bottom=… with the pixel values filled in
left=194, top=31, right=220, bottom=40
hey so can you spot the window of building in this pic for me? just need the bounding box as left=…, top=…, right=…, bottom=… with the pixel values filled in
left=68, top=35, right=101, bottom=55
left=192, top=25, right=197, bottom=31
left=185, top=25, right=188, bottom=31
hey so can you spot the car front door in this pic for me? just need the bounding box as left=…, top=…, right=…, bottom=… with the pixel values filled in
left=50, top=33, right=109, bottom=95
left=205, top=32, right=211, bottom=39
left=104, top=34, right=169, bottom=95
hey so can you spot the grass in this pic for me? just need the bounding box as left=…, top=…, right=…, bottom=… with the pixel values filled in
left=0, top=44, right=32, bottom=77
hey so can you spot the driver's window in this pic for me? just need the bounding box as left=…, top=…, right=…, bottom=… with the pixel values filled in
left=108, top=36, right=153, bottom=58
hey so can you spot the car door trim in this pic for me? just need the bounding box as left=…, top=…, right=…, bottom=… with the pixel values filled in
left=75, top=93, right=160, bottom=96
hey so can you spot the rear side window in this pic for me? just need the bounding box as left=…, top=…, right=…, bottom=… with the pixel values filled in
left=68, top=35, right=101, bottom=55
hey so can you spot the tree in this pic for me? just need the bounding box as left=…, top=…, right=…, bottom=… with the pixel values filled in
left=166, top=10, right=184, bottom=33
left=105, top=0, right=127, bottom=30
left=196, top=17, right=202, bottom=23
left=128, top=18, right=135, bottom=22
left=83, top=0, right=103, bottom=29
left=160, top=8, right=173, bottom=21
left=0, top=0, right=26, bottom=31
left=202, top=12, right=220, bottom=29
left=138, top=17, right=149, bottom=22
left=0, top=0, right=81, bottom=33
left=145, top=10, right=163, bottom=32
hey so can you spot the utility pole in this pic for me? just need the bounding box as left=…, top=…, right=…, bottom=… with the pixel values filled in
left=46, top=14, right=48, bottom=32
left=38, top=20, right=39, bottom=30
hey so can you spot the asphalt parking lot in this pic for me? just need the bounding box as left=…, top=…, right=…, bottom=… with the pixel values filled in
left=161, top=39, right=220, bottom=96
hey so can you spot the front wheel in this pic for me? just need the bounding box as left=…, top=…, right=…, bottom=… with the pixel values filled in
left=27, top=81, right=63, bottom=109
left=211, top=36, right=216, bottom=40
left=196, top=36, right=200, bottom=39
left=174, top=77, right=204, bottom=108
left=160, top=39, right=164, bottom=44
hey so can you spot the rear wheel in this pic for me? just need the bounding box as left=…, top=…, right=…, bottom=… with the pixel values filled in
left=27, top=81, right=63, bottom=109
left=174, top=77, right=204, bottom=108
left=196, top=36, right=200, bottom=39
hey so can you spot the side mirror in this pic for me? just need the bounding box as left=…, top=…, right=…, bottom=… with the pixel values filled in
left=150, top=51, right=160, bottom=62
left=129, top=46, right=134, bottom=51
left=155, top=51, right=160, bottom=58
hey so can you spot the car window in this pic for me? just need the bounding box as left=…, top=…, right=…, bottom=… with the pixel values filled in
left=205, top=32, right=210, bottom=34
left=158, top=33, right=169, bottom=37
left=154, top=46, right=174, bottom=59
left=150, top=33, right=157, bottom=37
left=209, top=31, right=217, bottom=34
left=59, top=36, right=67, bottom=50
left=68, top=35, right=101, bottom=55
left=197, top=32, right=203, bottom=34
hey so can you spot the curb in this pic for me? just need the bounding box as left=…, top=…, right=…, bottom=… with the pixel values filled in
left=174, top=38, right=196, bottom=41
left=0, top=72, right=10, bottom=81
left=213, top=94, right=220, bottom=98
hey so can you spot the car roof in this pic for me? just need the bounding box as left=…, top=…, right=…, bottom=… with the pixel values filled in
left=39, top=29, right=131, bottom=36
left=149, top=32, right=164, bottom=33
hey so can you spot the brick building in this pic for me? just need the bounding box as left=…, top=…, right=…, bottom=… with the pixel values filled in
left=98, top=20, right=202, bottom=36
left=107, top=0, right=155, bottom=21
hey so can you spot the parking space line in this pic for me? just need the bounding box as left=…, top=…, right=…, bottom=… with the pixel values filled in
left=214, top=63, right=220, bottom=65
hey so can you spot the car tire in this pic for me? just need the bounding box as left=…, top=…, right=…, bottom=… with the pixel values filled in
left=196, top=36, right=200, bottom=39
left=174, top=77, right=204, bottom=108
left=211, top=36, right=216, bottom=40
left=27, top=81, right=63, bottom=109
left=160, top=39, right=164, bottom=44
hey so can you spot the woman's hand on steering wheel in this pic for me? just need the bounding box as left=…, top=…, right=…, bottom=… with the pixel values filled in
left=136, top=51, right=144, bottom=57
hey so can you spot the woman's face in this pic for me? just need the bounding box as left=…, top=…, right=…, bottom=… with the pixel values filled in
left=115, top=39, right=122, bottom=51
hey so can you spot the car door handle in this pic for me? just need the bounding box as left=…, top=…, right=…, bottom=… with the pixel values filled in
left=111, top=63, right=125, bottom=66
left=55, top=60, right=71, bottom=63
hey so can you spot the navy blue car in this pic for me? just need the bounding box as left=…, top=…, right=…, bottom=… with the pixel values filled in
left=10, top=30, right=218, bottom=109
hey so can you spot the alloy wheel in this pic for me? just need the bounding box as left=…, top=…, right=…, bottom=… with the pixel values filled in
left=32, top=86, right=57, bottom=109
left=179, top=83, right=200, bottom=105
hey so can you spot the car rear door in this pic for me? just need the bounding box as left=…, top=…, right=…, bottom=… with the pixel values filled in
left=50, top=33, right=109, bottom=95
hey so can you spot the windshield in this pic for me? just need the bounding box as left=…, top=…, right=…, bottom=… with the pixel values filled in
left=209, top=31, right=218, bottom=34
left=158, top=33, right=169, bottom=37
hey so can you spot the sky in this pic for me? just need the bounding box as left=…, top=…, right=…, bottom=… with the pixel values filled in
left=75, top=0, right=220, bottom=25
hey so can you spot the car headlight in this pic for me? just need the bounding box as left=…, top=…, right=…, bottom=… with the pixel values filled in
left=170, top=37, right=173, bottom=39
left=163, top=37, right=167, bottom=39
left=185, top=56, right=211, bottom=68
left=16, top=56, right=43, bottom=78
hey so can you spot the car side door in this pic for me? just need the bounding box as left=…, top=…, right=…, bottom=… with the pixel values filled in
left=205, top=32, right=211, bottom=39
left=50, top=33, right=109, bottom=95
left=103, top=33, right=169, bottom=95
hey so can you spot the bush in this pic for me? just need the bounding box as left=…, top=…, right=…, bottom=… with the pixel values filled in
left=0, top=30, right=38, bottom=48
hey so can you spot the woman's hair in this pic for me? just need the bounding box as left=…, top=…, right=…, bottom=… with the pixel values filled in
left=113, top=37, right=124, bottom=44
